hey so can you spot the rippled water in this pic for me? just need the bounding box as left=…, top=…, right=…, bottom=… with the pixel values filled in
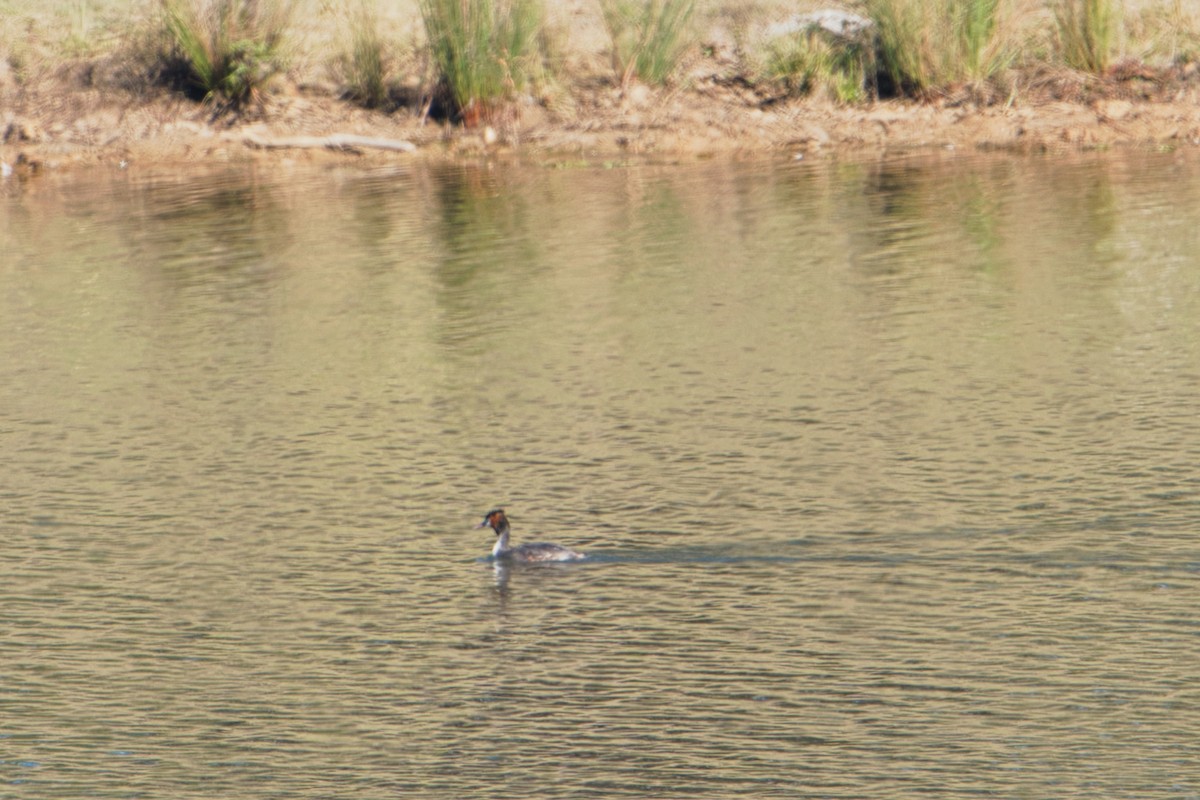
left=3, top=152, right=1199, bottom=798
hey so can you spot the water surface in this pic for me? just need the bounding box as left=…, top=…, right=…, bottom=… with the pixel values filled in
left=2, top=153, right=1199, bottom=798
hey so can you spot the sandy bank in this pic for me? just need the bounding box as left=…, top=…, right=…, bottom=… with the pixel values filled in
left=4, top=58, right=1200, bottom=174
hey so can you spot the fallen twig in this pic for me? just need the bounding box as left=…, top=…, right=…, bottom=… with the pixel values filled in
left=241, top=131, right=417, bottom=154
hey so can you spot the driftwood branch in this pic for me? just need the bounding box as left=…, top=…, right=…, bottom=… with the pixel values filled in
left=242, top=131, right=417, bottom=154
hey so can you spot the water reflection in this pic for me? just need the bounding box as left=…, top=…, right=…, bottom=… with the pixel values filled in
left=2, top=152, right=1199, bottom=799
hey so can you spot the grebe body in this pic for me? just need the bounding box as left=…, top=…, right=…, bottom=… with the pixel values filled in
left=475, top=509, right=586, bottom=563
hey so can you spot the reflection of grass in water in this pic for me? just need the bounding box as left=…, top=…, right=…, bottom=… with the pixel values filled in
left=961, top=188, right=1003, bottom=268
left=431, top=168, right=541, bottom=283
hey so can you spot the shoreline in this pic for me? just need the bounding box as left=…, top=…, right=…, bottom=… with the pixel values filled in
left=5, top=63, right=1200, bottom=174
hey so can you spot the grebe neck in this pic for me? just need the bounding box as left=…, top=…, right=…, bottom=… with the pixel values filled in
left=491, top=526, right=511, bottom=558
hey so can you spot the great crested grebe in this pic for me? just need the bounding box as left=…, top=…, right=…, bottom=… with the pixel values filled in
left=475, top=509, right=586, bottom=563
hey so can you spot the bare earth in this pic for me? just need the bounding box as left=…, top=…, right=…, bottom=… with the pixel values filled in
left=5, top=52, right=1200, bottom=173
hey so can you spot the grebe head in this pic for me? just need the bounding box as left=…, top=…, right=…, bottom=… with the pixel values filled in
left=475, top=508, right=509, bottom=535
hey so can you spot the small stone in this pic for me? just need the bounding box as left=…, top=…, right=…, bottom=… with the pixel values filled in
left=624, top=83, right=652, bottom=108
left=1097, top=99, right=1133, bottom=122
left=765, top=10, right=874, bottom=43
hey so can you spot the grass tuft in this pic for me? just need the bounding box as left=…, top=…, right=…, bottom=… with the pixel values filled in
left=762, top=27, right=873, bottom=103
left=161, top=0, right=292, bottom=105
left=864, top=0, right=1022, bottom=96
left=336, top=1, right=390, bottom=108
left=600, top=0, right=696, bottom=88
left=1054, top=0, right=1117, bottom=73
left=420, top=0, right=547, bottom=125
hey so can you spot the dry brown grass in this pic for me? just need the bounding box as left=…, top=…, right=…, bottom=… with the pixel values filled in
left=1126, top=0, right=1200, bottom=65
